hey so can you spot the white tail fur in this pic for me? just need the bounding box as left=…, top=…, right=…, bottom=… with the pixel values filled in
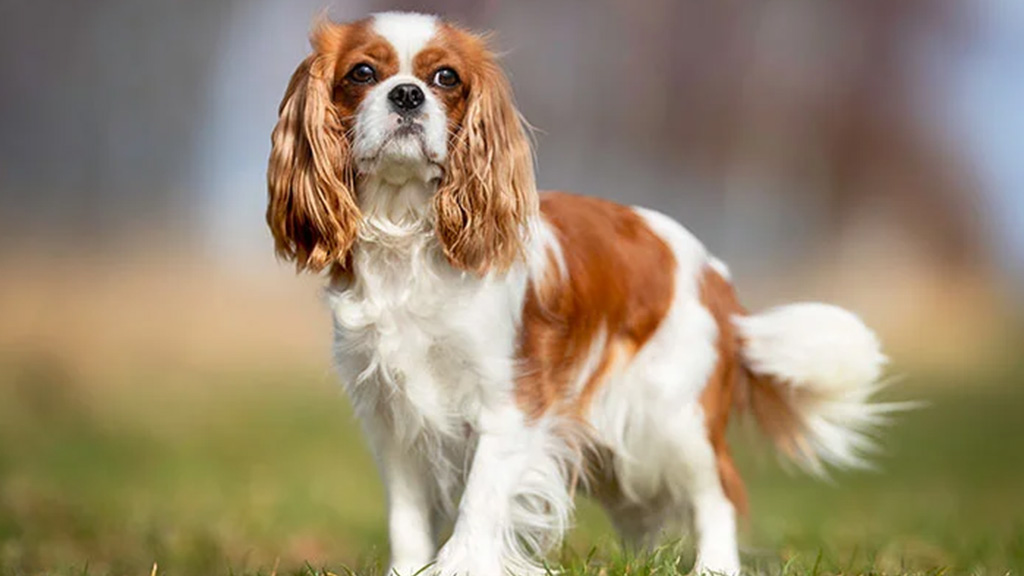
left=734, top=303, right=904, bottom=475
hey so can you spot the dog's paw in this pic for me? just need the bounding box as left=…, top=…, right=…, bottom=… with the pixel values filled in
left=692, top=557, right=742, bottom=576
left=432, top=539, right=502, bottom=576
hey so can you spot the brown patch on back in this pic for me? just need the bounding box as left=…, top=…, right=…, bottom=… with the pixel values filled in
left=514, top=192, right=675, bottom=419
left=698, top=265, right=750, bottom=516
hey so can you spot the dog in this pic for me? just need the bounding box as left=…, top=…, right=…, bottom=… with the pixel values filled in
left=266, top=12, right=893, bottom=576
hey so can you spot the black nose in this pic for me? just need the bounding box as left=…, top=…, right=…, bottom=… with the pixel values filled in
left=388, top=83, right=425, bottom=113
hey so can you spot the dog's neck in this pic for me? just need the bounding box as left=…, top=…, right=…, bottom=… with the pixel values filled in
left=359, top=175, right=434, bottom=229
left=349, top=167, right=451, bottom=287
left=357, top=157, right=442, bottom=228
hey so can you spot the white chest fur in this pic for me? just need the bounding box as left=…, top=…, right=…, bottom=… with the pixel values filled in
left=327, top=178, right=527, bottom=450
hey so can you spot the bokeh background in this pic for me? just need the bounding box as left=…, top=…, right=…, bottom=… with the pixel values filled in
left=0, top=1, right=1022, bottom=574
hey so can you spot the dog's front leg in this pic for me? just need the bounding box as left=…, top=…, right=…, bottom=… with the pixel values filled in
left=434, top=407, right=553, bottom=576
left=368, top=427, right=436, bottom=576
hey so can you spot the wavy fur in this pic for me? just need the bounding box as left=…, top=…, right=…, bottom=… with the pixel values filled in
left=266, top=23, right=360, bottom=273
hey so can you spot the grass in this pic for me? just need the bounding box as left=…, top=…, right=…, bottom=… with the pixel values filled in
left=0, top=355, right=1022, bottom=575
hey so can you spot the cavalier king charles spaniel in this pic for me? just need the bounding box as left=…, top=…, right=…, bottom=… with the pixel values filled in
left=267, top=12, right=893, bottom=576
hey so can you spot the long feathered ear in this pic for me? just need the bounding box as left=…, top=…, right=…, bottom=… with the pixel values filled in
left=434, top=48, right=538, bottom=275
left=267, top=25, right=359, bottom=273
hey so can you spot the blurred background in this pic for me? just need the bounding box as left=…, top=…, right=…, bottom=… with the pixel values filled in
left=0, top=0, right=1022, bottom=574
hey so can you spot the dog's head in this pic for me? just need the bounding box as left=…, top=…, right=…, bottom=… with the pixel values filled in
left=267, top=12, right=536, bottom=275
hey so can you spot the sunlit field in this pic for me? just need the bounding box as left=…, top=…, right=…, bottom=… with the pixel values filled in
left=0, top=355, right=1021, bottom=576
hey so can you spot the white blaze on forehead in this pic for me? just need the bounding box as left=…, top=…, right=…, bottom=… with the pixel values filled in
left=372, top=12, right=438, bottom=74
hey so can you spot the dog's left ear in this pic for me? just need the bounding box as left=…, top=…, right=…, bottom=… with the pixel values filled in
left=267, top=22, right=360, bottom=274
left=434, top=43, right=538, bottom=275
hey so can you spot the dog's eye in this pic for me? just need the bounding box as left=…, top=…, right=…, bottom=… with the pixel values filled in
left=432, top=67, right=460, bottom=88
left=347, top=63, right=376, bottom=84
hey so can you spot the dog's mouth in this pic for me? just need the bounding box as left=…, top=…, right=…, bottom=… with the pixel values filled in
left=356, top=123, right=443, bottom=177
left=392, top=121, right=425, bottom=138
left=377, top=122, right=427, bottom=156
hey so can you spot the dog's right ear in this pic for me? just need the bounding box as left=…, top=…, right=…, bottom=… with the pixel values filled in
left=267, top=22, right=359, bottom=273
left=434, top=33, right=538, bottom=276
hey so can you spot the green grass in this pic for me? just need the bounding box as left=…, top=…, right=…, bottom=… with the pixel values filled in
left=0, top=357, right=1022, bottom=575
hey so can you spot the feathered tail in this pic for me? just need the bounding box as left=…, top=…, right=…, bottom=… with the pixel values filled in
left=734, top=303, right=909, bottom=475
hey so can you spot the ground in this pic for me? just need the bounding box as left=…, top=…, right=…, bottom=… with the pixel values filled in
left=0, top=357, right=1021, bottom=576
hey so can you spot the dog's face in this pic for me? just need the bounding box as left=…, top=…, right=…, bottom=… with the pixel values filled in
left=267, top=12, right=536, bottom=275
left=337, top=13, right=458, bottom=178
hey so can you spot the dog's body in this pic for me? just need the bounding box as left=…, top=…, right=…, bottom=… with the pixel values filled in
left=268, top=13, right=891, bottom=576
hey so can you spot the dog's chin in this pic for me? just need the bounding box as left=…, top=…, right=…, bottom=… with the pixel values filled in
left=358, top=131, right=444, bottom=184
